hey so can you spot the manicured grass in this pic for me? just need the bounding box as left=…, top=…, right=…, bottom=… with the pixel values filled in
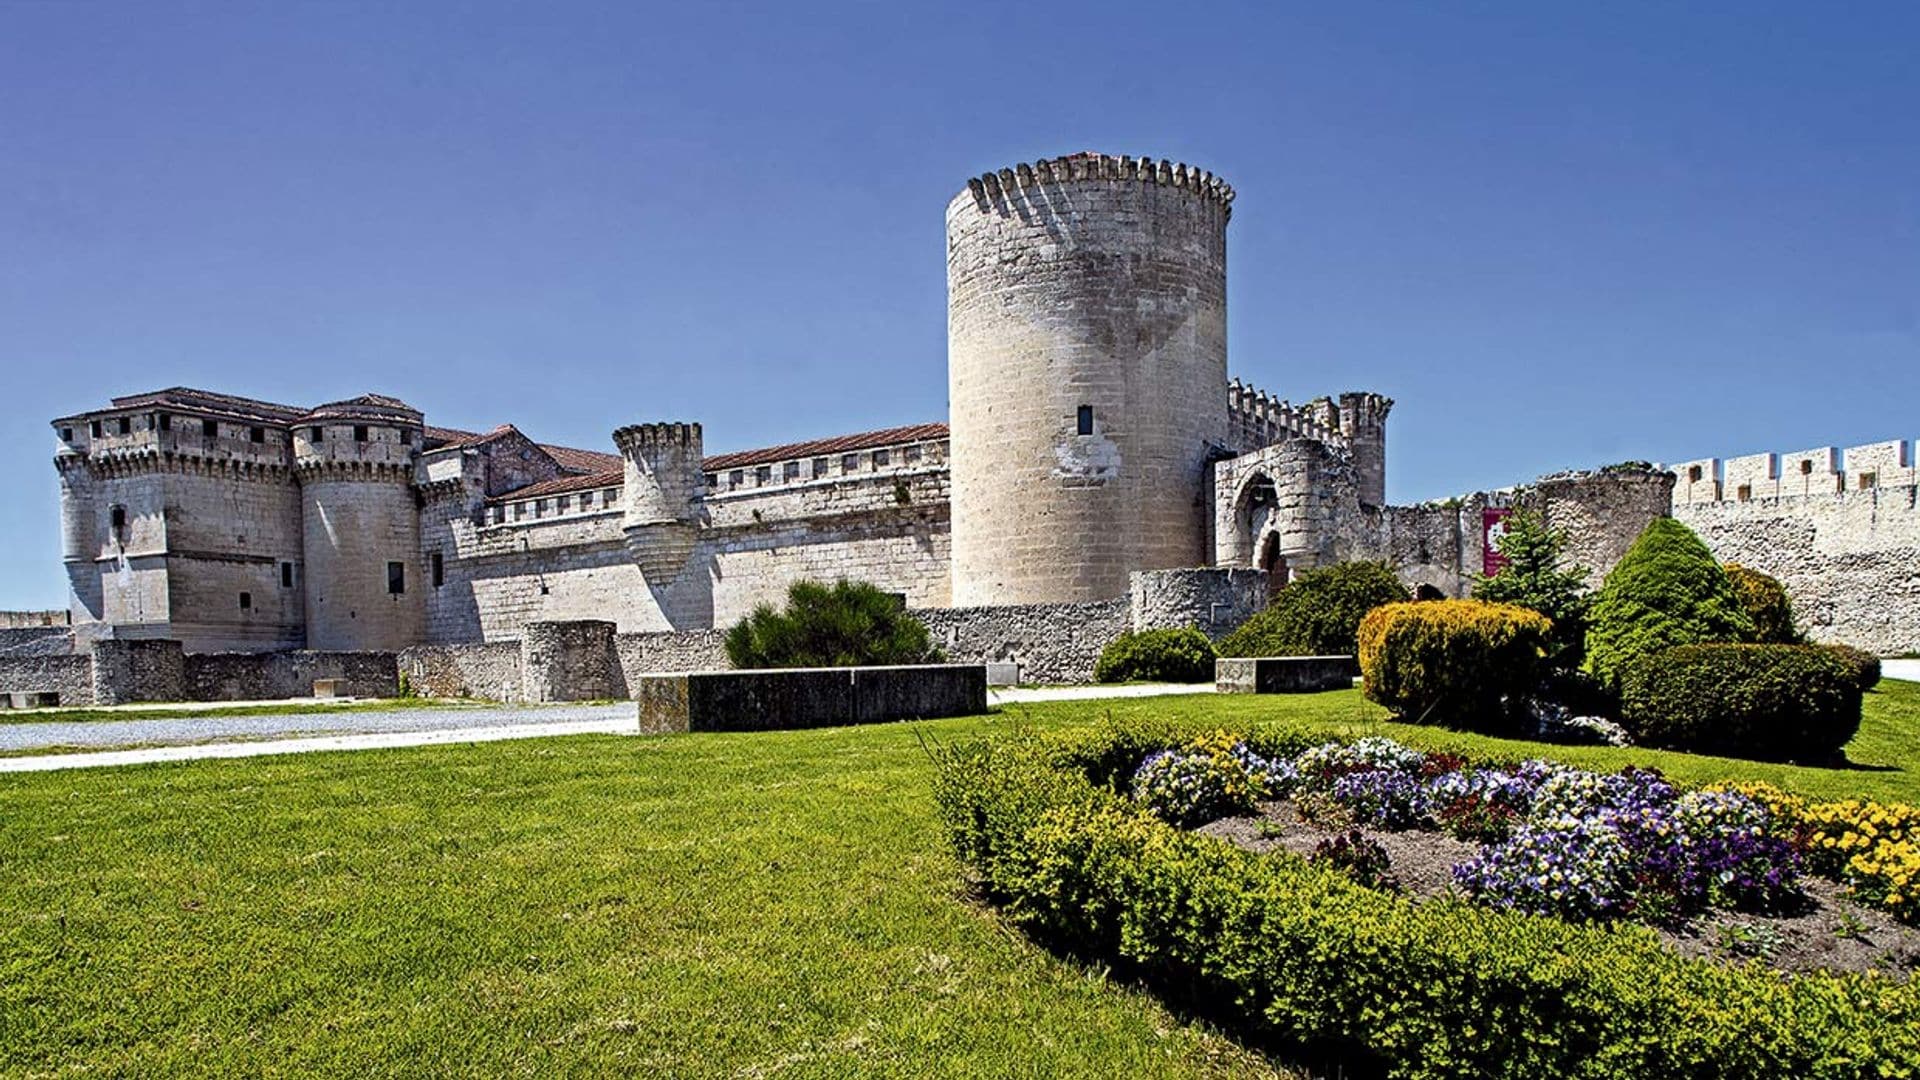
left=5, top=698, right=478, bottom=726
left=2, top=682, right=1913, bottom=1077
left=0, top=710, right=1287, bottom=1078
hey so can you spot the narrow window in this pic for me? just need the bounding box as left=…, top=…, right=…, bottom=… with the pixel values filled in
left=239, top=591, right=252, bottom=610
left=399, top=429, right=412, bottom=446
left=783, top=461, right=800, bottom=481
left=841, top=454, right=858, bottom=473
left=1077, top=405, right=1094, bottom=436
left=702, top=475, right=715, bottom=491
left=536, top=499, right=549, bottom=516
left=729, top=469, right=743, bottom=489
left=387, top=561, right=405, bottom=595
left=109, top=505, right=127, bottom=531
left=1687, top=465, right=1702, bottom=483
left=558, top=495, right=571, bottom=512
left=60, top=427, right=73, bottom=442
left=116, top=417, right=130, bottom=435
left=872, top=449, right=890, bottom=467
left=1800, top=460, right=1814, bottom=475
left=202, top=418, right=218, bottom=438
left=157, top=413, right=170, bottom=432
left=432, top=551, right=445, bottom=588
left=310, top=426, right=324, bottom=443
left=249, top=426, right=265, bottom=443
left=280, top=561, right=294, bottom=588
left=812, top=457, right=829, bottom=477
left=354, top=425, right=369, bottom=443
left=755, top=465, right=771, bottom=485
left=514, top=503, right=526, bottom=520
left=89, top=420, right=102, bottom=438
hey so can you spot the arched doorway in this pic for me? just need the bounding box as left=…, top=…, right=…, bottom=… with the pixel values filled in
left=1258, top=532, right=1288, bottom=597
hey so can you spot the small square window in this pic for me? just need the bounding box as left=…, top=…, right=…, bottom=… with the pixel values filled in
left=812, top=457, right=829, bottom=477
left=1687, top=465, right=1702, bottom=483
left=841, top=454, right=859, bottom=473
left=116, top=417, right=131, bottom=435
left=783, top=461, right=800, bottom=481
left=602, top=489, right=618, bottom=505
left=729, top=470, right=743, bottom=489
left=536, top=499, right=550, bottom=516
left=387, top=561, right=405, bottom=595
left=157, top=413, right=170, bottom=432
left=354, top=425, right=369, bottom=443
left=202, top=418, right=218, bottom=438
left=60, top=427, right=73, bottom=442
left=239, top=591, right=252, bottom=610
left=514, top=503, right=526, bottom=520
left=310, top=426, right=324, bottom=443
left=399, top=429, right=412, bottom=446
left=904, top=445, right=921, bottom=464
left=1860, top=473, right=1878, bottom=490
left=1077, top=405, right=1094, bottom=436
left=558, top=495, right=572, bottom=512
left=755, top=465, right=772, bottom=484
left=249, top=426, right=265, bottom=444
left=89, top=420, right=103, bottom=438
left=1737, top=484, right=1753, bottom=502
left=1800, top=460, right=1814, bottom=475
left=872, top=449, right=890, bottom=467
left=281, top=562, right=294, bottom=588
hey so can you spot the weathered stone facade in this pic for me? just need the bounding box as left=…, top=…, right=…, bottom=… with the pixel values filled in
left=1672, top=441, right=1920, bottom=655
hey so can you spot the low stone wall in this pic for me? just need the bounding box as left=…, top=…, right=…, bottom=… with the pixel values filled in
left=0, top=654, right=95, bottom=707
left=185, top=650, right=399, bottom=702
left=916, top=599, right=1128, bottom=684
left=398, top=642, right=524, bottom=701
left=0, top=627, right=75, bottom=657
left=523, top=620, right=624, bottom=701
left=616, top=630, right=731, bottom=680
left=638, top=664, right=988, bottom=733
left=91, top=639, right=186, bottom=706
left=1130, top=568, right=1268, bottom=639
left=1216, top=655, right=1358, bottom=694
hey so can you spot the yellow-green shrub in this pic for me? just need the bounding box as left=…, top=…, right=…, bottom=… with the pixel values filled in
left=1357, top=600, right=1553, bottom=731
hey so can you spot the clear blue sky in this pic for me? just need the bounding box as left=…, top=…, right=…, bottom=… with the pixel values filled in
left=2, top=1, right=1915, bottom=609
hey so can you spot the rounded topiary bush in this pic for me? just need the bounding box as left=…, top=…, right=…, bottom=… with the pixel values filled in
left=1094, top=628, right=1217, bottom=684
left=1618, top=644, right=1862, bottom=761
left=1724, top=563, right=1801, bottom=645
left=724, top=578, right=938, bottom=668
left=1357, top=599, right=1553, bottom=731
left=1820, top=643, right=1882, bottom=692
left=1218, top=561, right=1410, bottom=658
left=1584, top=518, right=1754, bottom=690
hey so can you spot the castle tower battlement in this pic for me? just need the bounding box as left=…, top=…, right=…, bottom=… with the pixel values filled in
left=947, top=152, right=1231, bottom=605
left=293, top=395, right=425, bottom=651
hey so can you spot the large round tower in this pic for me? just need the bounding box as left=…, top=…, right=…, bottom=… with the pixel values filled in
left=293, top=395, right=425, bottom=651
left=947, top=153, right=1233, bottom=605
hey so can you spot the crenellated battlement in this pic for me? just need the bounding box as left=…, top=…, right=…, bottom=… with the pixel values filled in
left=960, top=153, right=1234, bottom=217
left=1227, top=379, right=1354, bottom=451
left=1672, top=438, right=1916, bottom=505
left=613, top=422, right=702, bottom=454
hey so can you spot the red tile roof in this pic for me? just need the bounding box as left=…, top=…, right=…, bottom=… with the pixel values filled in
left=702, top=422, right=948, bottom=471
left=103, top=387, right=308, bottom=423
left=494, top=469, right=624, bottom=502
left=540, top=443, right=623, bottom=474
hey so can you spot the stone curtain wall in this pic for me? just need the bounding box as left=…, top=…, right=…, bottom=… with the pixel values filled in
left=184, top=650, right=399, bottom=702
left=917, top=599, right=1129, bottom=685
left=1674, top=484, right=1920, bottom=655
left=521, top=620, right=624, bottom=701
left=0, top=654, right=95, bottom=707
left=398, top=642, right=524, bottom=701
left=615, top=630, right=730, bottom=681
left=1130, top=568, right=1268, bottom=640
left=90, top=639, right=186, bottom=705
left=0, top=628, right=76, bottom=657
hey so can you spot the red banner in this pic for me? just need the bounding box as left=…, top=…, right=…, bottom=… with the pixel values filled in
left=1482, top=508, right=1513, bottom=577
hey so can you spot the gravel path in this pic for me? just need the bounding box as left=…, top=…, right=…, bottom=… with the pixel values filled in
left=0, top=702, right=636, bottom=754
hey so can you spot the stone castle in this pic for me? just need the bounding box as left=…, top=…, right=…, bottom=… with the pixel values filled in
left=38, top=152, right=1920, bottom=681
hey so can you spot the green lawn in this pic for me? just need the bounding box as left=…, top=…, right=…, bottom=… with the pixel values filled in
left=2, top=682, right=1914, bottom=1076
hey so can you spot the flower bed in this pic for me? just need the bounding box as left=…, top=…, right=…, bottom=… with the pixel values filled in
left=931, top=720, right=1920, bottom=1077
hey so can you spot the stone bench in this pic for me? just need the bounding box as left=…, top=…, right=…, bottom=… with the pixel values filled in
left=637, top=664, right=989, bottom=734
left=1216, top=656, right=1359, bottom=694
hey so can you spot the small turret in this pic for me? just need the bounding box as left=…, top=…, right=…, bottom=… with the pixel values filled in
left=613, top=422, right=704, bottom=581
left=1338, top=391, right=1393, bottom=506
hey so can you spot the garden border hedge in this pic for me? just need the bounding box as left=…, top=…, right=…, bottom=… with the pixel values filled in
left=930, top=720, right=1919, bottom=1079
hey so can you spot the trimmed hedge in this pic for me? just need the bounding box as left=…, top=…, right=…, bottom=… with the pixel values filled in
left=1218, top=561, right=1410, bottom=658
left=1093, top=628, right=1217, bottom=684
left=1619, top=644, right=1863, bottom=761
left=1724, top=563, right=1801, bottom=645
left=1822, top=643, right=1884, bottom=693
left=1356, top=600, right=1552, bottom=731
left=930, top=723, right=1920, bottom=1079
left=1584, top=519, right=1754, bottom=690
